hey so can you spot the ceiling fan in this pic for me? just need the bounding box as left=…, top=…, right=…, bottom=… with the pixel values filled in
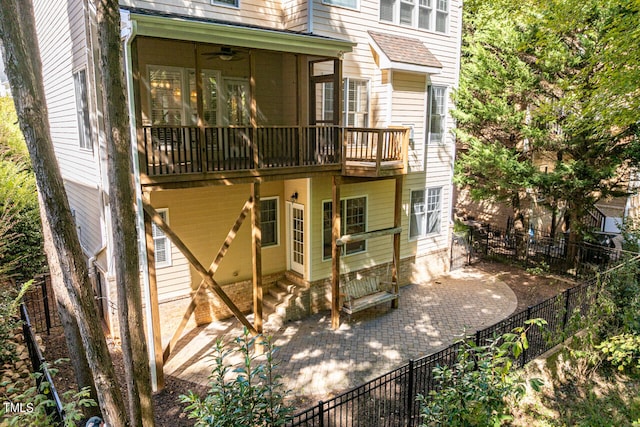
left=201, top=46, right=246, bottom=61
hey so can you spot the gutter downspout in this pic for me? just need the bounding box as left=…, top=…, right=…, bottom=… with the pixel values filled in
left=307, top=0, right=313, bottom=33
left=121, top=10, right=159, bottom=391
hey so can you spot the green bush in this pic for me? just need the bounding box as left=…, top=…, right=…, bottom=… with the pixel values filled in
left=0, top=361, right=97, bottom=426
left=597, top=333, right=640, bottom=373
left=180, top=328, right=294, bottom=427
left=418, top=319, right=545, bottom=427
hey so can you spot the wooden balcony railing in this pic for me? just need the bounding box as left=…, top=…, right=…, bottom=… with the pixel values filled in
left=343, top=127, right=409, bottom=176
left=140, top=125, right=408, bottom=181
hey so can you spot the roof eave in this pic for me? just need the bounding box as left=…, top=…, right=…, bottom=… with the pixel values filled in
left=127, top=10, right=355, bottom=58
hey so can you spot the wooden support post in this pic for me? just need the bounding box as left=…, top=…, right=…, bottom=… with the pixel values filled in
left=144, top=211, right=165, bottom=389
left=251, top=182, right=263, bottom=334
left=392, top=175, right=403, bottom=308
left=331, top=175, right=341, bottom=330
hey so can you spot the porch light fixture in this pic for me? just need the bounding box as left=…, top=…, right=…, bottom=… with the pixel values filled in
left=290, top=192, right=298, bottom=201
left=218, top=54, right=234, bottom=61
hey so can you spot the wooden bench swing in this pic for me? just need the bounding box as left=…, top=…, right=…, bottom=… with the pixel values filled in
left=336, top=226, right=402, bottom=316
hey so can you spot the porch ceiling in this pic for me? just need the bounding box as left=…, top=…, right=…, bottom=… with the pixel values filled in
left=122, top=7, right=355, bottom=58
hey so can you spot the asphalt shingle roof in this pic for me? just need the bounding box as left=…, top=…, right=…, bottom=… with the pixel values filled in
left=368, top=31, right=442, bottom=68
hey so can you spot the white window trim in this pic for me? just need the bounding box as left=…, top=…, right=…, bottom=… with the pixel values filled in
left=427, top=85, right=447, bottom=145
left=409, top=187, right=442, bottom=241
left=73, top=68, right=93, bottom=152
left=153, top=208, right=172, bottom=268
left=146, top=65, right=194, bottom=126
left=343, top=78, right=370, bottom=127
left=379, top=0, right=450, bottom=34
left=261, top=196, right=280, bottom=248
left=322, top=0, right=360, bottom=11
left=211, top=0, right=240, bottom=8
left=322, top=195, right=368, bottom=261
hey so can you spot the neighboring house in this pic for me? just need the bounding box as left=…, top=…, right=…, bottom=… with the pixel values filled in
left=33, top=0, right=461, bottom=388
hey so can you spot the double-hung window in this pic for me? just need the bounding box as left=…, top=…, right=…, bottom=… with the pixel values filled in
left=344, top=79, right=369, bottom=127
left=153, top=209, right=172, bottom=268
left=409, top=188, right=441, bottom=238
left=323, top=197, right=367, bottom=260
left=380, top=0, right=448, bottom=33
left=319, top=79, right=369, bottom=127
left=260, top=197, right=279, bottom=247
left=428, top=86, right=447, bottom=144
left=73, top=69, right=92, bottom=151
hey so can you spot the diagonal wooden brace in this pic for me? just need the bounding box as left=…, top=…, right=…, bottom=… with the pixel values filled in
left=143, top=202, right=258, bottom=338
left=161, top=198, right=254, bottom=361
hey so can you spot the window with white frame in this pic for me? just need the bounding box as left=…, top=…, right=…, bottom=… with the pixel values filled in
left=73, top=69, right=92, bottom=150
left=380, top=0, right=449, bottom=33
left=261, top=197, right=279, bottom=247
left=323, top=0, right=359, bottom=8
left=323, top=197, right=367, bottom=260
left=409, top=188, right=441, bottom=238
left=211, top=0, right=239, bottom=7
left=428, top=86, right=447, bottom=144
left=322, top=82, right=335, bottom=123
left=344, top=79, right=369, bottom=127
left=153, top=209, right=172, bottom=268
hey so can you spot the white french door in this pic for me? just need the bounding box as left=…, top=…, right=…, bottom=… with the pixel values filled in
left=288, top=202, right=305, bottom=275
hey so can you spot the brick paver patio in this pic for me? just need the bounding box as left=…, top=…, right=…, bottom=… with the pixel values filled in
left=162, top=267, right=517, bottom=406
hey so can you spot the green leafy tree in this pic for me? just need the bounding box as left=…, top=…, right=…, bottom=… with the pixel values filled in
left=455, top=0, right=640, bottom=244
left=0, top=97, right=45, bottom=281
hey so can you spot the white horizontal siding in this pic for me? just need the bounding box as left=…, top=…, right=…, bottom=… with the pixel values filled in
left=33, top=0, right=99, bottom=186
left=123, top=0, right=285, bottom=28
left=64, top=180, right=104, bottom=256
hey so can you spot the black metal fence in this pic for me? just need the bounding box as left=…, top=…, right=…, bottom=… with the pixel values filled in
left=20, top=303, right=65, bottom=423
left=288, top=255, right=640, bottom=427
left=22, top=274, right=59, bottom=334
left=460, top=224, right=625, bottom=277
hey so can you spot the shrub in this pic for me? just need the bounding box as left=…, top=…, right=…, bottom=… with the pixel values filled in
left=418, top=319, right=545, bottom=427
left=597, top=333, right=640, bottom=373
left=180, top=328, right=294, bottom=427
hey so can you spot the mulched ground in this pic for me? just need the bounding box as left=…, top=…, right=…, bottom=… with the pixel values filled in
left=37, top=260, right=576, bottom=425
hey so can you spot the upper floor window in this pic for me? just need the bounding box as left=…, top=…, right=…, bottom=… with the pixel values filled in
left=427, top=85, right=447, bottom=144
left=380, top=0, right=449, bottom=33
left=211, top=0, right=239, bottom=7
left=73, top=69, right=92, bottom=151
left=323, top=0, right=359, bottom=9
left=345, top=79, right=369, bottom=127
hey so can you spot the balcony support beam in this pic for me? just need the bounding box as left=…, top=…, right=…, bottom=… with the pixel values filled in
left=331, top=175, right=341, bottom=330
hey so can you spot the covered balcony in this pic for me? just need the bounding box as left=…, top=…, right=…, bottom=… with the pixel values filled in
left=127, top=12, right=407, bottom=188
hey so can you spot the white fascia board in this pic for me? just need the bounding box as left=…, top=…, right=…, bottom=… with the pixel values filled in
left=130, top=12, right=355, bottom=57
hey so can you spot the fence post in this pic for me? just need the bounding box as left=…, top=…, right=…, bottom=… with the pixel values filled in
left=561, top=288, right=571, bottom=332
left=485, top=225, right=490, bottom=255
left=522, top=306, right=532, bottom=366
left=41, top=277, right=51, bottom=335
left=475, top=330, right=481, bottom=347
left=407, top=359, right=415, bottom=424
left=318, top=400, right=324, bottom=427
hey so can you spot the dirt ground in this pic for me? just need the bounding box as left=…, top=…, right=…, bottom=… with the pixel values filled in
left=37, top=260, right=575, bottom=426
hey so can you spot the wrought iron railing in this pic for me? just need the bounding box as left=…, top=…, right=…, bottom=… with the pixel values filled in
left=287, top=254, right=640, bottom=426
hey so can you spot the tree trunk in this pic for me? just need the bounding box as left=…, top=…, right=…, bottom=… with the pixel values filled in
left=0, top=1, right=129, bottom=425
left=96, top=2, right=155, bottom=426
left=38, top=194, right=100, bottom=419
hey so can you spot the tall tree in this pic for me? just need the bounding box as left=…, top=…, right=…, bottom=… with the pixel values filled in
left=96, top=1, right=155, bottom=425
left=455, top=0, right=640, bottom=242
left=0, top=0, right=129, bottom=425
